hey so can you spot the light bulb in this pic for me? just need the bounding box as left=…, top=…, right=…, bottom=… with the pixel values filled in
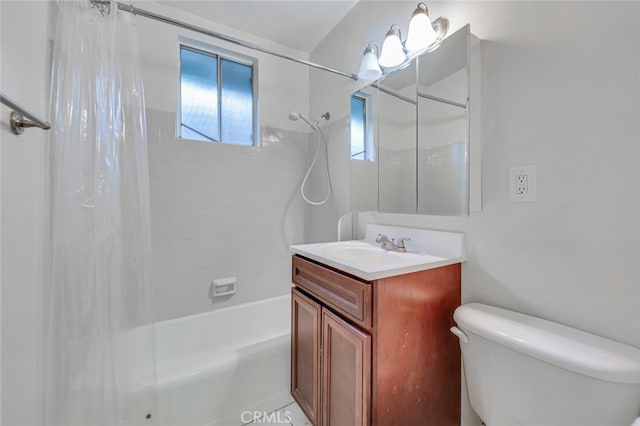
left=378, top=25, right=406, bottom=68
left=405, top=3, right=438, bottom=52
left=357, top=43, right=382, bottom=80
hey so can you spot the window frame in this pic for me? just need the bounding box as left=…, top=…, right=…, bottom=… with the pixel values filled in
left=350, top=91, right=375, bottom=162
left=178, top=40, right=260, bottom=147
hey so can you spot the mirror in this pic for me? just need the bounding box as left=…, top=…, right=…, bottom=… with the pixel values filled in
left=416, top=25, right=469, bottom=215
left=377, top=60, right=417, bottom=214
left=350, top=25, right=480, bottom=216
left=350, top=85, right=379, bottom=213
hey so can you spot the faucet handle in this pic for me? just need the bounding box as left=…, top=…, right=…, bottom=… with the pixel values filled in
left=375, top=233, right=388, bottom=244
left=396, top=237, right=411, bottom=249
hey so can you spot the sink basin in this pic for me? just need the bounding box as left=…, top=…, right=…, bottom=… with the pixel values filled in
left=323, top=244, right=427, bottom=264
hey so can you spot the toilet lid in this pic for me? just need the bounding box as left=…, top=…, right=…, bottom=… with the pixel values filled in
left=454, top=303, right=640, bottom=384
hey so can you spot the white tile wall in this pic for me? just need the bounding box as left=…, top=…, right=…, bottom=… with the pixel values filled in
left=135, top=0, right=322, bottom=321
left=148, top=109, right=310, bottom=321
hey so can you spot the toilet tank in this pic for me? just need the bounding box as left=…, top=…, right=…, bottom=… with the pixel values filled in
left=453, top=303, right=640, bottom=426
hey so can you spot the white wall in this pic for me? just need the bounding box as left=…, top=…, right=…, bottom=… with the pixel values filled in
left=312, top=1, right=640, bottom=424
left=1, top=2, right=49, bottom=424
left=135, top=2, right=313, bottom=320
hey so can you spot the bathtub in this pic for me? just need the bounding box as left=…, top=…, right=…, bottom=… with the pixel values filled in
left=153, top=294, right=292, bottom=426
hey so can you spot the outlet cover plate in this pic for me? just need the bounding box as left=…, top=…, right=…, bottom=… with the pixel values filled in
left=509, top=165, right=537, bottom=202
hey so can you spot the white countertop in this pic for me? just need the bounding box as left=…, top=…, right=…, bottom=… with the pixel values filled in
left=290, top=225, right=465, bottom=281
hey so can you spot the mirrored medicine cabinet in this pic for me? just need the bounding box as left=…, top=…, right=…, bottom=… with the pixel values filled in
left=350, top=25, right=481, bottom=216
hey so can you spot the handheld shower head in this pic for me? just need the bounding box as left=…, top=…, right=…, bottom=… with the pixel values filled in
left=288, top=111, right=331, bottom=130
left=287, top=110, right=333, bottom=206
left=288, top=111, right=317, bottom=129
left=288, top=112, right=300, bottom=121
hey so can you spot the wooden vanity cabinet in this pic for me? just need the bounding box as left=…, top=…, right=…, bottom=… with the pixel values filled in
left=291, top=288, right=322, bottom=424
left=290, top=255, right=461, bottom=426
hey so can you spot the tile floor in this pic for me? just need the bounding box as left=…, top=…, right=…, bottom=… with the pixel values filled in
left=244, top=401, right=311, bottom=426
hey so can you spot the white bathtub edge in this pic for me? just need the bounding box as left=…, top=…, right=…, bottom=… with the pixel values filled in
left=160, top=294, right=291, bottom=328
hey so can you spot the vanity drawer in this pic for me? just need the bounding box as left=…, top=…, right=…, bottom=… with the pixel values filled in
left=292, top=256, right=372, bottom=330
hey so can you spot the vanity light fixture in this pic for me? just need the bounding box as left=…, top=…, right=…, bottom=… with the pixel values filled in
left=378, top=25, right=406, bottom=68
left=357, top=2, right=449, bottom=79
left=357, top=42, right=383, bottom=80
left=405, top=2, right=438, bottom=52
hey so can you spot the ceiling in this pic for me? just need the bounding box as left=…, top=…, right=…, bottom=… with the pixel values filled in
left=156, top=1, right=359, bottom=53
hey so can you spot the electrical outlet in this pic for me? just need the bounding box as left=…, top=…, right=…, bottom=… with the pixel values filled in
left=516, top=174, right=528, bottom=195
left=509, top=166, right=537, bottom=202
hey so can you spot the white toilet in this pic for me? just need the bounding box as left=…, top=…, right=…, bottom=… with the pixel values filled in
left=451, top=303, right=640, bottom=426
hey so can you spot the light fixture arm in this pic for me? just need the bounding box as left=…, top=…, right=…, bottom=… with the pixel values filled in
left=431, top=16, right=450, bottom=44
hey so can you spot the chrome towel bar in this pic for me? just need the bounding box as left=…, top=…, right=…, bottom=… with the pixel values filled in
left=0, top=92, right=51, bottom=135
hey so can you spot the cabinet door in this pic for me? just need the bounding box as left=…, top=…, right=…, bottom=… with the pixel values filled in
left=291, top=288, right=322, bottom=425
left=321, top=309, right=371, bottom=426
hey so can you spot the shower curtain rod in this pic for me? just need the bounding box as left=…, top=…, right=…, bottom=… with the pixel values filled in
left=109, top=1, right=358, bottom=80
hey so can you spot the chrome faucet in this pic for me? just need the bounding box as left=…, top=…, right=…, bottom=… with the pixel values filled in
left=375, top=234, right=411, bottom=252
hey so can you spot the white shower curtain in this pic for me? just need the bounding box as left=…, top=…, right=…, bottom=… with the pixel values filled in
left=45, top=1, right=157, bottom=425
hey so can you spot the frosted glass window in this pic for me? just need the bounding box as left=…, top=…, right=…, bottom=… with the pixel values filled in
left=351, top=95, right=367, bottom=160
left=221, top=59, right=253, bottom=145
left=180, top=47, right=219, bottom=142
left=179, top=45, right=256, bottom=145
